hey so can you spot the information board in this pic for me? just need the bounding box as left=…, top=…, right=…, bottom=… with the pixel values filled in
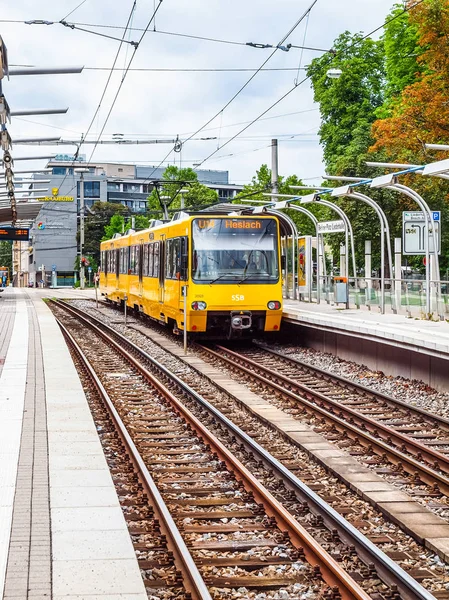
left=0, top=227, right=29, bottom=241
left=402, top=211, right=441, bottom=255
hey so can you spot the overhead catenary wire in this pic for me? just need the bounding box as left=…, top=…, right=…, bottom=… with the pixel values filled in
left=140, top=0, right=320, bottom=185
left=193, top=0, right=426, bottom=170
left=17, top=18, right=331, bottom=52
left=86, top=0, right=164, bottom=167
left=60, top=0, right=90, bottom=21
left=57, top=0, right=138, bottom=193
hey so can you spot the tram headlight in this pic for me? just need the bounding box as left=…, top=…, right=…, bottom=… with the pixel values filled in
left=191, top=301, right=207, bottom=311
left=267, top=301, right=281, bottom=310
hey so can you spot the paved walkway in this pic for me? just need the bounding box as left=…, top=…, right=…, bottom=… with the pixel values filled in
left=0, top=288, right=146, bottom=600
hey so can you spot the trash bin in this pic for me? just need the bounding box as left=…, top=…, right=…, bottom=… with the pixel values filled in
left=334, top=276, right=349, bottom=306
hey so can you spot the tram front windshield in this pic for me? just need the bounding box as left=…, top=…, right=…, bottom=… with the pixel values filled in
left=192, top=218, right=279, bottom=284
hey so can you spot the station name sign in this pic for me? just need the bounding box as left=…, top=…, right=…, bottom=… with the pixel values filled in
left=0, top=227, right=30, bottom=241
left=317, top=219, right=345, bottom=234
left=41, top=196, right=74, bottom=202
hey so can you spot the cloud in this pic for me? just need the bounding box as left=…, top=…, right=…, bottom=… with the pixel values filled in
left=2, top=0, right=395, bottom=184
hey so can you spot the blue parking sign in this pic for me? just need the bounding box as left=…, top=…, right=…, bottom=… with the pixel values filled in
left=433, top=211, right=440, bottom=221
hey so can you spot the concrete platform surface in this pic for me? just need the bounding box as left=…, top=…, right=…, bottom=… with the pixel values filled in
left=0, top=288, right=146, bottom=600
left=282, top=300, right=449, bottom=391
left=283, top=300, right=449, bottom=355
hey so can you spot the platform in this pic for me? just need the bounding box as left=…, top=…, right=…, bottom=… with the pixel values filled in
left=0, top=288, right=146, bottom=600
left=282, top=300, right=449, bottom=391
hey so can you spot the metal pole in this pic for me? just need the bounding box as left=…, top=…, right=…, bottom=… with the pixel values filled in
left=387, top=184, right=441, bottom=317
left=80, top=173, right=85, bottom=290
left=124, top=294, right=128, bottom=326
left=271, top=139, right=279, bottom=195
left=183, top=284, right=188, bottom=355
left=394, top=238, right=402, bottom=313
left=365, top=241, right=372, bottom=310
left=343, top=191, right=395, bottom=313
left=95, top=279, right=98, bottom=308
left=317, top=198, right=356, bottom=288
left=380, top=226, right=385, bottom=314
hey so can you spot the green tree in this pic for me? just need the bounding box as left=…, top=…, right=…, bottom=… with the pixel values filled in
left=0, top=241, right=12, bottom=271
left=147, top=165, right=218, bottom=218
left=103, top=214, right=150, bottom=241
left=307, top=31, right=385, bottom=175
left=82, top=202, right=130, bottom=265
left=103, top=214, right=125, bottom=241
left=380, top=2, right=424, bottom=114
left=234, top=164, right=323, bottom=236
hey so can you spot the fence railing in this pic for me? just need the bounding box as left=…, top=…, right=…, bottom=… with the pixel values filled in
left=293, top=276, right=449, bottom=319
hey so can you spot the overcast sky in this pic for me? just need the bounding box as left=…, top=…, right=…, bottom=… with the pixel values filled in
left=2, top=0, right=395, bottom=186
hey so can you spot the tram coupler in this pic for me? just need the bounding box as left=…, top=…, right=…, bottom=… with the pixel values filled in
left=230, top=310, right=252, bottom=331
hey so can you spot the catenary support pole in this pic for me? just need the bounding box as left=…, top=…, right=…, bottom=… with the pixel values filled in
left=271, top=139, right=279, bottom=195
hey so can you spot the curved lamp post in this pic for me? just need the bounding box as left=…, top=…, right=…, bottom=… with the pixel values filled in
left=329, top=185, right=395, bottom=314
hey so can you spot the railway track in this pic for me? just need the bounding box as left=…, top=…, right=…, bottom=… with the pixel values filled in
left=49, top=298, right=440, bottom=600
left=52, top=302, right=370, bottom=600
left=196, top=343, right=449, bottom=500
left=62, top=321, right=209, bottom=599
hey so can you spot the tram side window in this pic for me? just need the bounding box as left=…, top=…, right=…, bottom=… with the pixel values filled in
left=165, top=240, right=172, bottom=279
left=135, top=246, right=140, bottom=276
left=130, top=246, right=136, bottom=275
left=148, top=243, right=154, bottom=277
left=119, top=247, right=128, bottom=274
left=165, top=238, right=181, bottom=280
left=143, top=245, right=149, bottom=277
left=110, top=249, right=116, bottom=275
left=153, top=242, right=159, bottom=277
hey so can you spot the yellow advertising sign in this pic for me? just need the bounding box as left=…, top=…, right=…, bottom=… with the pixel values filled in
left=41, top=196, right=74, bottom=202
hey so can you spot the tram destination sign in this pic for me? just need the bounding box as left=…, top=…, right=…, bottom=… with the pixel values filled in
left=0, top=227, right=30, bottom=241
left=402, top=211, right=441, bottom=255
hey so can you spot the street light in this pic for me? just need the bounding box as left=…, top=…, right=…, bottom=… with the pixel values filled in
left=326, top=68, right=342, bottom=79
left=75, top=167, right=90, bottom=289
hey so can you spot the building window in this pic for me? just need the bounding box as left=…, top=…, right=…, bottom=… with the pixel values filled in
left=123, top=183, right=142, bottom=193
left=139, top=202, right=146, bottom=209
left=107, top=183, right=121, bottom=192
left=118, top=168, right=123, bottom=172
left=77, top=181, right=101, bottom=198
left=143, top=184, right=153, bottom=194
left=52, top=167, right=66, bottom=175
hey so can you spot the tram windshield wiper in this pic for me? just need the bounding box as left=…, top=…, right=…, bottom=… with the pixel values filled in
left=236, top=272, right=271, bottom=285
left=208, top=273, right=236, bottom=284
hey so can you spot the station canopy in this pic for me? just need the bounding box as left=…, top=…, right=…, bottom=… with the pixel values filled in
left=0, top=202, right=43, bottom=227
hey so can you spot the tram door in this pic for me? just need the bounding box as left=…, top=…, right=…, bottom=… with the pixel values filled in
left=138, top=240, right=144, bottom=297
left=158, top=237, right=165, bottom=304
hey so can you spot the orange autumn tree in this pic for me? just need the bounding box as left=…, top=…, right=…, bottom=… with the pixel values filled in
left=372, top=0, right=449, bottom=161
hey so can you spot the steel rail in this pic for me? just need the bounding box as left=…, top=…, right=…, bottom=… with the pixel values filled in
left=206, top=344, right=449, bottom=495
left=254, top=342, right=449, bottom=431
left=52, top=300, right=435, bottom=600
left=52, top=300, right=372, bottom=600
left=57, top=320, right=213, bottom=600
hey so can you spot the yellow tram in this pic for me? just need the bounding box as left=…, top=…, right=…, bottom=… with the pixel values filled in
left=100, top=213, right=283, bottom=338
